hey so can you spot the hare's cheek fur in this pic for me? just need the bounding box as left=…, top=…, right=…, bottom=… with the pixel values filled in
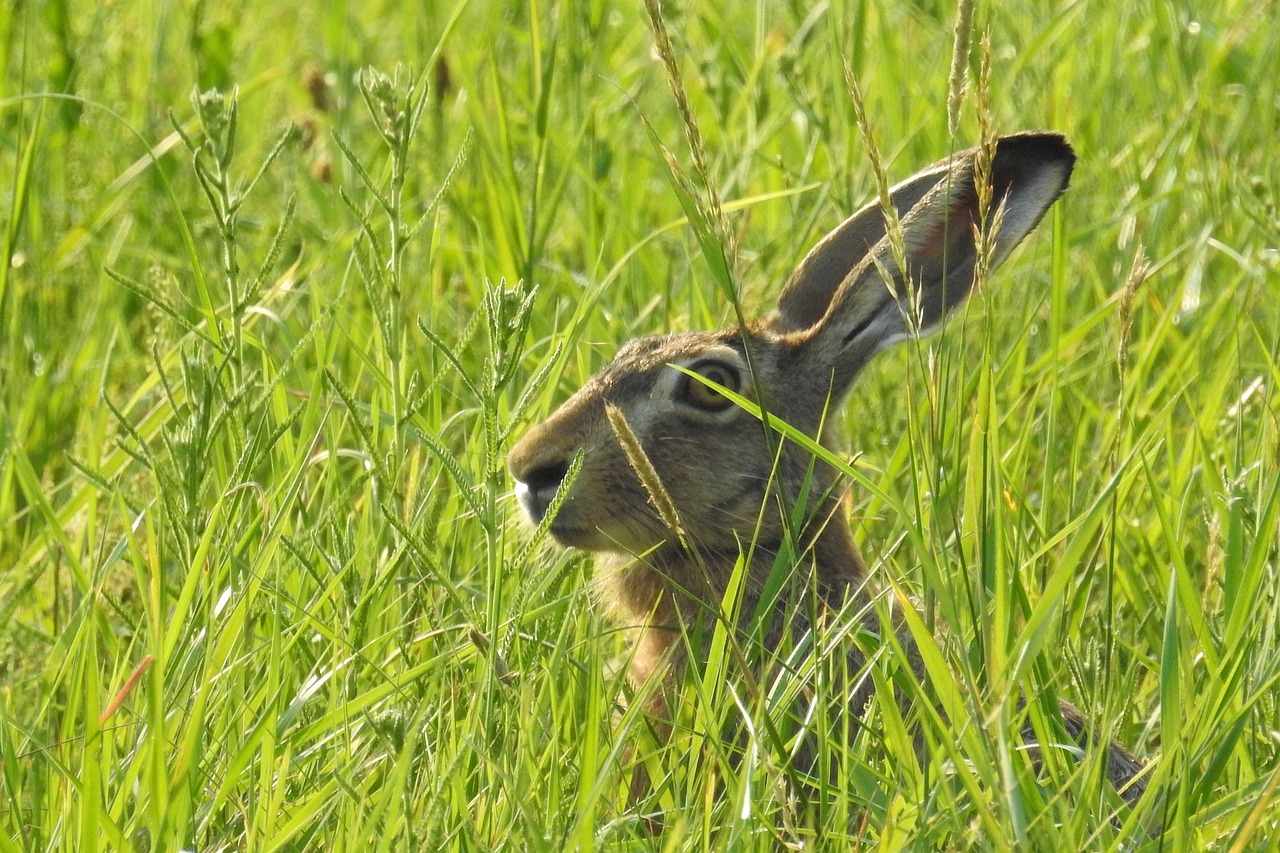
left=553, top=450, right=668, bottom=551
left=508, top=397, right=677, bottom=553
left=510, top=334, right=768, bottom=554
left=537, top=405, right=771, bottom=554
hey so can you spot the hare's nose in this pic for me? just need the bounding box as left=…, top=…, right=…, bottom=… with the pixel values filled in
left=514, top=460, right=569, bottom=522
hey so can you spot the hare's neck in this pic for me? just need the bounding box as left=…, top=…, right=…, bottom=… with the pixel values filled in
left=593, top=514, right=866, bottom=631
left=592, top=517, right=869, bottom=690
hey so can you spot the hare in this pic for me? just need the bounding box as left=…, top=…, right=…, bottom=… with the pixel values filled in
left=508, top=132, right=1147, bottom=816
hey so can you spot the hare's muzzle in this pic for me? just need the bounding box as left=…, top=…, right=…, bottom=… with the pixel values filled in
left=512, top=460, right=569, bottom=524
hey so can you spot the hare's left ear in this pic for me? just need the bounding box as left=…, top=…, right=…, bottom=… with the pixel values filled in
left=774, top=133, right=1075, bottom=391
left=770, top=149, right=967, bottom=333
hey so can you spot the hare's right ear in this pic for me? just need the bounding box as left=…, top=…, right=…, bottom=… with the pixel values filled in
left=769, top=133, right=1075, bottom=394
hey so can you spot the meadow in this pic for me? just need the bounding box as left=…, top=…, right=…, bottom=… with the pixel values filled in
left=1, top=0, right=1278, bottom=849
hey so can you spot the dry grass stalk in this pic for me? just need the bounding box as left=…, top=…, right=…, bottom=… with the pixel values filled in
left=971, top=34, right=1002, bottom=295
left=843, top=60, right=912, bottom=327
left=642, top=0, right=736, bottom=263
left=947, top=0, right=976, bottom=135
left=606, top=403, right=690, bottom=552
left=1117, top=244, right=1152, bottom=395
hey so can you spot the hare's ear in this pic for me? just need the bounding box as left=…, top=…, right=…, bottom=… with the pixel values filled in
left=769, top=153, right=961, bottom=332
left=782, top=133, right=1074, bottom=391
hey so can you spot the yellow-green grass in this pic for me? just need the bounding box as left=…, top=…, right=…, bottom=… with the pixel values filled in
left=1, top=0, right=1277, bottom=849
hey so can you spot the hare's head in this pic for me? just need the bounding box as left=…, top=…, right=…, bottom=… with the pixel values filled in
left=509, top=133, right=1075, bottom=567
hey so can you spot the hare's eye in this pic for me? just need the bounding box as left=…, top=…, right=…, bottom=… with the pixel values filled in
left=678, top=360, right=740, bottom=413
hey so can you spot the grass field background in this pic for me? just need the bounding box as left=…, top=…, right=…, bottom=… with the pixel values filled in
left=2, top=0, right=1278, bottom=849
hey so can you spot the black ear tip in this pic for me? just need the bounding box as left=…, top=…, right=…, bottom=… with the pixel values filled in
left=1001, top=131, right=1076, bottom=162
left=994, top=131, right=1076, bottom=172
left=995, top=130, right=1075, bottom=156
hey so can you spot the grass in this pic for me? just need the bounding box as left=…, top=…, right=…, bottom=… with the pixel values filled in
left=1, top=0, right=1278, bottom=849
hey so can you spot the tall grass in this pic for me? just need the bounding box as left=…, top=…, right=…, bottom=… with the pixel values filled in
left=1, top=0, right=1277, bottom=849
